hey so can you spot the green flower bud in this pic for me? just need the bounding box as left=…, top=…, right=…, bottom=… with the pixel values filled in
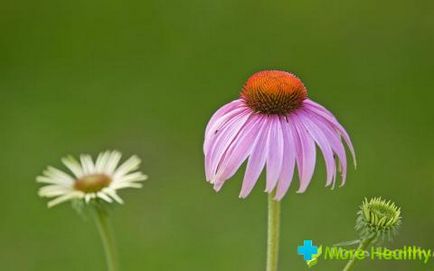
left=355, top=197, right=402, bottom=242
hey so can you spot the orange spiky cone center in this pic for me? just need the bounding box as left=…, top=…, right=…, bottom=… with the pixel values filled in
left=241, top=70, right=307, bottom=115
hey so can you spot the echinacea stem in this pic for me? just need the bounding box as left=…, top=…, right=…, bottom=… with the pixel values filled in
left=94, top=206, right=118, bottom=271
left=266, top=193, right=281, bottom=271
left=342, top=238, right=373, bottom=271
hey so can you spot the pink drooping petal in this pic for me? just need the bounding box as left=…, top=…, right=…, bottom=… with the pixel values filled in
left=204, top=107, right=248, bottom=156
left=204, top=100, right=248, bottom=153
left=291, top=114, right=317, bottom=193
left=303, top=99, right=356, bottom=166
left=213, top=114, right=263, bottom=190
left=265, top=116, right=284, bottom=193
left=296, top=111, right=336, bottom=186
left=204, top=99, right=245, bottom=141
left=306, top=110, right=348, bottom=185
left=275, top=118, right=296, bottom=200
left=239, top=118, right=270, bottom=198
left=205, top=109, right=252, bottom=181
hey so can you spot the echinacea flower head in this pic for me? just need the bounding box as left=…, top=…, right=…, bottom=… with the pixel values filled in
left=37, top=151, right=147, bottom=207
left=204, top=70, right=356, bottom=200
left=356, top=197, right=402, bottom=242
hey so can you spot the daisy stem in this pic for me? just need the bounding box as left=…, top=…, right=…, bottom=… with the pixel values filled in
left=94, top=206, right=118, bottom=271
left=342, top=238, right=373, bottom=271
left=266, top=193, right=281, bottom=271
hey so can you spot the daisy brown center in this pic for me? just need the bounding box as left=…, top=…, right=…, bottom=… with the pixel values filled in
left=74, top=174, right=111, bottom=193
left=241, top=70, right=307, bottom=115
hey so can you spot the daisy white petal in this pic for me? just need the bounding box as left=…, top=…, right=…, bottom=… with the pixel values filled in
left=114, top=172, right=148, bottom=184
left=44, top=166, right=74, bottom=184
left=37, top=176, right=66, bottom=185
left=95, top=151, right=110, bottom=173
left=80, top=155, right=95, bottom=175
left=103, top=188, right=124, bottom=204
left=38, top=185, right=73, bottom=197
left=104, top=151, right=122, bottom=175
left=84, top=194, right=93, bottom=203
left=113, top=155, right=141, bottom=178
left=111, top=182, right=143, bottom=190
left=47, top=192, right=83, bottom=208
left=61, top=156, right=84, bottom=178
left=97, top=192, right=113, bottom=203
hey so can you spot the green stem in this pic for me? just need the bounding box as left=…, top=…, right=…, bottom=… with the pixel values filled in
left=266, top=193, right=281, bottom=271
left=342, top=238, right=374, bottom=271
left=94, top=206, right=118, bottom=271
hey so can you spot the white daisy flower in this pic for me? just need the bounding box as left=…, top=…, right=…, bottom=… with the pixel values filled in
left=37, top=150, right=148, bottom=208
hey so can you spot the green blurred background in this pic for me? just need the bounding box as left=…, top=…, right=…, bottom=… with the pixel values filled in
left=1, top=0, right=433, bottom=270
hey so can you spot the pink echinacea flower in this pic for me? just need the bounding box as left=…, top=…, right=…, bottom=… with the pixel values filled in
left=204, top=70, right=356, bottom=200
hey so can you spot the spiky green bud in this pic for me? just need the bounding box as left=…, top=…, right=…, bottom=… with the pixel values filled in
left=355, top=197, right=402, bottom=242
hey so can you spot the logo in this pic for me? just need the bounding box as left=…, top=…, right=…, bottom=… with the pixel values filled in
left=297, top=240, right=322, bottom=267
left=296, top=240, right=433, bottom=268
left=297, top=240, right=319, bottom=261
